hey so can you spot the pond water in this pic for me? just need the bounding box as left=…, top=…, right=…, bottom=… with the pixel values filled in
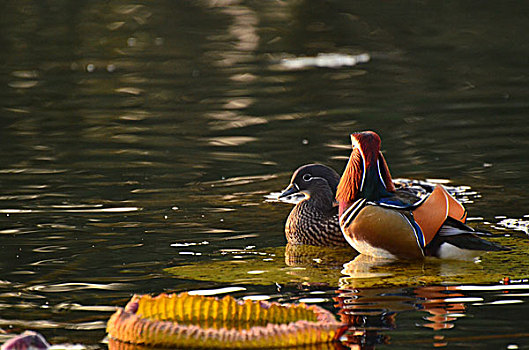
left=1, top=1, right=529, bottom=349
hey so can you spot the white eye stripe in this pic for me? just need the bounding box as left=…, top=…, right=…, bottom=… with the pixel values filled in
left=359, top=148, right=366, bottom=192
left=377, top=159, right=387, bottom=189
left=303, top=175, right=327, bottom=183
left=311, top=176, right=326, bottom=181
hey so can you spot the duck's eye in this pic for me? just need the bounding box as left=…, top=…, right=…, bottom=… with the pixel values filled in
left=302, top=173, right=312, bottom=181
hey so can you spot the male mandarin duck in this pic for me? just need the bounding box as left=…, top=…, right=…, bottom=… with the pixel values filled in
left=336, top=131, right=509, bottom=260
left=279, top=164, right=349, bottom=246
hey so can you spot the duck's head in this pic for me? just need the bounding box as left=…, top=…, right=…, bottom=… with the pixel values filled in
left=279, top=164, right=340, bottom=202
left=336, top=131, right=395, bottom=214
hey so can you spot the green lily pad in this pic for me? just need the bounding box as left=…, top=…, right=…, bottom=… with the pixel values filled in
left=165, top=236, right=529, bottom=288
left=166, top=244, right=352, bottom=286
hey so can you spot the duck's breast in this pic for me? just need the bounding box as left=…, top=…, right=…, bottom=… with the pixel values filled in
left=342, top=205, right=424, bottom=259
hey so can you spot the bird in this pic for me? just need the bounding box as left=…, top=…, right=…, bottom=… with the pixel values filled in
left=336, top=130, right=510, bottom=260
left=279, top=164, right=349, bottom=247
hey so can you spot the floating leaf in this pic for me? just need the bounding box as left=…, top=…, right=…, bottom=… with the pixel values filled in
left=166, top=237, right=529, bottom=288
left=106, top=292, right=346, bottom=349
left=166, top=245, right=352, bottom=286
left=107, top=338, right=345, bottom=350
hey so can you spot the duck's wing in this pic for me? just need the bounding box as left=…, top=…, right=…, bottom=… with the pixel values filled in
left=441, top=234, right=510, bottom=251
left=437, top=217, right=490, bottom=236
left=375, top=187, right=426, bottom=209
left=425, top=217, right=510, bottom=256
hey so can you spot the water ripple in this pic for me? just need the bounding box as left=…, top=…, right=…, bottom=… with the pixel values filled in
left=0, top=206, right=140, bottom=214
left=53, top=302, right=117, bottom=312
left=65, top=321, right=107, bottom=330
left=207, top=136, right=257, bottom=146
left=277, top=53, right=370, bottom=70
left=0, top=168, right=67, bottom=174
left=26, top=282, right=130, bottom=293
left=188, top=286, right=246, bottom=296
left=495, top=217, right=529, bottom=235
left=0, top=318, right=61, bottom=329
left=0, top=318, right=107, bottom=331
left=32, top=245, right=68, bottom=253
left=201, top=174, right=277, bottom=187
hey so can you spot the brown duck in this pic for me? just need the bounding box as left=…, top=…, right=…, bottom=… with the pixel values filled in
left=279, top=164, right=348, bottom=246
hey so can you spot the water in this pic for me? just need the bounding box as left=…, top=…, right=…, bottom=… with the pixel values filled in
left=1, top=0, right=529, bottom=348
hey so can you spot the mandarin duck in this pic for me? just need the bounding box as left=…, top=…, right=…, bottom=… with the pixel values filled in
left=336, top=131, right=509, bottom=260
left=279, top=164, right=349, bottom=246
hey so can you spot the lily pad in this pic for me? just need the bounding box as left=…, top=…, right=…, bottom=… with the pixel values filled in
left=106, top=292, right=346, bottom=349
left=165, top=236, right=529, bottom=288
left=166, top=245, right=352, bottom=286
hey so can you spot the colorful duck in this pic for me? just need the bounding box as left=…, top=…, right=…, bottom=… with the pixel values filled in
left=336, top=131, right=509, bottom=260
left=279, top=164, right=349, bottom=246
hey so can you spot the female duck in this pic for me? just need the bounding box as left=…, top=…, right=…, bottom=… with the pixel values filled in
left=336, top=131, right=509, bottom=260
left=279, top=164, right=348, bottom=246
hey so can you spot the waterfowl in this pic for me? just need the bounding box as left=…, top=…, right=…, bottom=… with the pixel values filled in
left=279, top=164, right=349, bottom=246
left=336, top=131, right=509, bottom=260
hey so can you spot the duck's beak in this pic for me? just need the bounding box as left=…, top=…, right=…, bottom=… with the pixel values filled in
left=279, top=183, right=299, bottom=198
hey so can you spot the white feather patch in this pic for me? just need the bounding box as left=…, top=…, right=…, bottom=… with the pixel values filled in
left=437, top=242, right=481, bottom=261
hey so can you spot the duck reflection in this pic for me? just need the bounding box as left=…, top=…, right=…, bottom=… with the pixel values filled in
left=334, top=254, right=474, bottom=348
left=333, top=288, right=397, bottom=349
left=333, top=284, right=468, bottom=349
left=414, top=285, right=466, bottom=331
left=285, top=242, right=355, bottom=267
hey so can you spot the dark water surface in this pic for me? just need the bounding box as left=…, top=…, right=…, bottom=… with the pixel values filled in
left=1, top=1, right=529, bottom=349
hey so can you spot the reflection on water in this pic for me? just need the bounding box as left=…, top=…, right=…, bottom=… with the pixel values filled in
left=335, top=282, right=529, bottom=348
left=1, top=0, right=529, bottom=348
left=164, top=241, right=529, bottom=347
left=279, top=53, right=370, bottom=70
left=414, top=286, right=467, bottom=331
left=496, top=217, right=529, bottom=235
